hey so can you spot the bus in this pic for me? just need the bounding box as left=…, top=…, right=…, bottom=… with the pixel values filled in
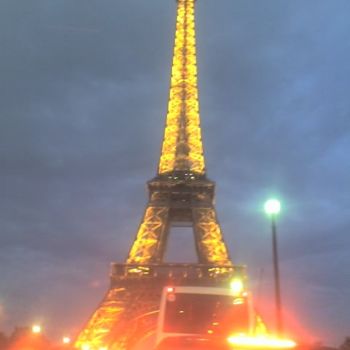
left=155, top=283, right=254, bottom=349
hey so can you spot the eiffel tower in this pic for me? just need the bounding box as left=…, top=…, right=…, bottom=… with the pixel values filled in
left=74, top=0, right=246, bottom=349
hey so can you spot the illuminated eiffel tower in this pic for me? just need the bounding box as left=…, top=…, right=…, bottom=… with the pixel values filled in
left=75, top=0, right=245, bottom=349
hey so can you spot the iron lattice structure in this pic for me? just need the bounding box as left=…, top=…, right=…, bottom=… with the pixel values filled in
left=75, top=0, right=240, bottom=349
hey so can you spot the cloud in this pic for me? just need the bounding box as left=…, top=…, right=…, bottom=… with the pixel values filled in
left=0, top=0, right=349, bottom=345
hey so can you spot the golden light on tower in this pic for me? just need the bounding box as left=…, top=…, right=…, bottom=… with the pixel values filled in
left=75, top=0, right=231, bottom=340
left=158, top=0, right=205, bottom=174
left=74, top=0, right=248, bottom=349
left=124, top=0, right=231, bottom=267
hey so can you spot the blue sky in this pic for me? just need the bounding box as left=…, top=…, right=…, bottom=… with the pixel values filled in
left=0, top=0, right=349, bottom=346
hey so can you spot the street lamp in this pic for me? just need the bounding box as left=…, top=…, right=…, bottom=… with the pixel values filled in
left=264, top=198, right=283, bottom=336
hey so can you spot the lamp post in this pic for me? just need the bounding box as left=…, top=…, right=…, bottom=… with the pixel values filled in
left=264, top=199, right=283, bottom=336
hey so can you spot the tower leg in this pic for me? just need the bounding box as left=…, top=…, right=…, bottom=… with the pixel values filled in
left=127, top=206, right=169, bottom=264
left=74, top=287, right=128, bottom=350
left=75, top=279, right=163, bottom=350
left=193, top=207, right=231, bottom=265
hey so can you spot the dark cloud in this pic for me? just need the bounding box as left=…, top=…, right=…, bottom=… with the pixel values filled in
left=0, top=0, right=349, bottom=345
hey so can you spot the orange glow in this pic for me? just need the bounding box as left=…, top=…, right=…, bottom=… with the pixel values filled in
left=227, top=335, right=297, bottom=348
left=254, top=294, right=316, bottom=343
left=74, top=287, right=126, bottom=350
left=167, top=287, right=174, bottom=293
left=233, top=298, right=244, bottom=305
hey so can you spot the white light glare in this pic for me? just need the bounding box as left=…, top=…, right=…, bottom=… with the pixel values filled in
left=264, top=199, right=281, bottom=215
left=63, top=336, right=71, bottom=344
left=32, top=324, right=42, bottom=334
left=228, top=335, right=297, bottom=348
left=230, top=278, right=244, bottom=296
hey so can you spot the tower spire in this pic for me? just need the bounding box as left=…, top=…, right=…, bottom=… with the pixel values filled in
left=158, top=0, right=205, bottom=175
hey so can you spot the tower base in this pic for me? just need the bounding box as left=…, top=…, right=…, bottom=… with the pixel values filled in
left=75, top=264, right=245, bottom=350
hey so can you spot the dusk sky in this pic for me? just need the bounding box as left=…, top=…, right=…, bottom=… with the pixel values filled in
left=0, top=0, right=349, bottom=346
